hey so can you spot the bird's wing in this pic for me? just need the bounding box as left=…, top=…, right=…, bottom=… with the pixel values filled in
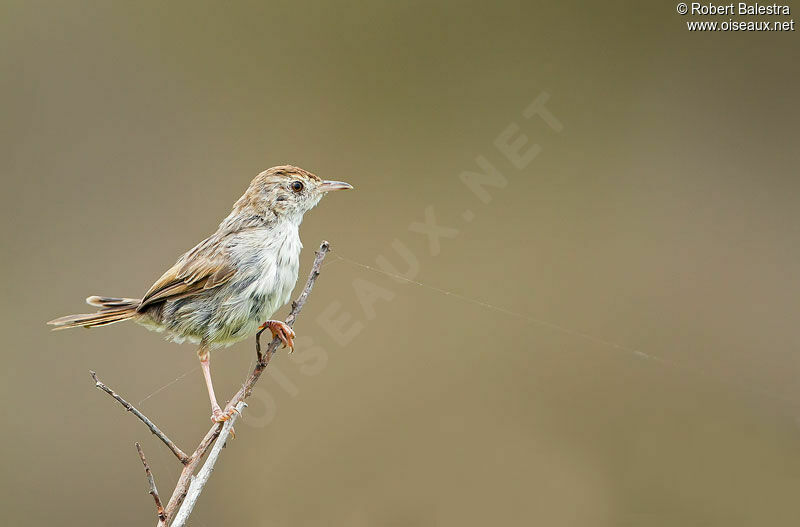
left=138, top=235, right=237, bottom=311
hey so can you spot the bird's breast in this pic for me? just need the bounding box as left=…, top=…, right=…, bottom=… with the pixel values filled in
left=230, top=223, right=302, bottom=321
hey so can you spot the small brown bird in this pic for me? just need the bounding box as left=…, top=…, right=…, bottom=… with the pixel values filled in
left=49, top=165, right=352, bottom=421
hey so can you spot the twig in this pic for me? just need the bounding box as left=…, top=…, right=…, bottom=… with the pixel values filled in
left=169, top=401, right=247, bottom=527
left=157, top=240, right=331, bottom=526
left=90, top=370, right=190, bottom=464
left=136, top=442, right=167, bottom=523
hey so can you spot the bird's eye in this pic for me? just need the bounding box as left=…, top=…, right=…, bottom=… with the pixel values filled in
left=291, top=181, right=304, bottom=192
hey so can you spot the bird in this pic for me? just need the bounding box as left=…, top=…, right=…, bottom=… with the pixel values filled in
left=48, top=165, right=353, bottom=422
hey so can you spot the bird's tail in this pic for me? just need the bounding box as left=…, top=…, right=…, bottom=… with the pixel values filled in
left=47, top=296, right=142, bottom=330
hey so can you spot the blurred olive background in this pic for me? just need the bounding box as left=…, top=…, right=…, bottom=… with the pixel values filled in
left=2, top=1, right=799, bottom=525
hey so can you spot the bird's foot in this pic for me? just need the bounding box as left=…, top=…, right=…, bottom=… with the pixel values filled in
left=210, top=405, right=240, bottom=423
left=258, top=320, right=295, bottom=352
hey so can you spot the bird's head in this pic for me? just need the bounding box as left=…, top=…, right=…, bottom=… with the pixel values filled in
left=230, top=165, right=353, bottom=226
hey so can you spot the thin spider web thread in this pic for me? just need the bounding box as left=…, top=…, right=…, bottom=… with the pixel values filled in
left=332, top=252, right=800, bottom=408
left=137, top=366, right=198, bottom=406
left=333, top=253, right=666, bottom=362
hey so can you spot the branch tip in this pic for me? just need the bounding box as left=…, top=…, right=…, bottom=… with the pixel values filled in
left=136, top=442, right=166, bottom=522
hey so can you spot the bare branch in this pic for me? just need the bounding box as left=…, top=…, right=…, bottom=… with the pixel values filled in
left=136, top=442, right=167, bottom=523
left=90, top=370, right=190, bottom=464
left=170, top=402, right=247, bottom=527
left=157, top=240, right=331, bottom=526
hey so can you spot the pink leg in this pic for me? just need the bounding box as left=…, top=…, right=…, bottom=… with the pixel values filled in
left=199, top=346, right=232, bottom=422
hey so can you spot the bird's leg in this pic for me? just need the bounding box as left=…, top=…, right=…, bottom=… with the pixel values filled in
left=257, top=320, right=296, bottom=352
left=198, top=345, right=235, bottom=423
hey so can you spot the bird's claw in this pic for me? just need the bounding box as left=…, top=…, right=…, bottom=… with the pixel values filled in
left=259, top=320, right=296, bottom=352
left=210, top=406, right=238, bottom=423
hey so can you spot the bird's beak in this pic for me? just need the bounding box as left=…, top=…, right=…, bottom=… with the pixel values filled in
left=318, top=180, right=354, bottom=192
